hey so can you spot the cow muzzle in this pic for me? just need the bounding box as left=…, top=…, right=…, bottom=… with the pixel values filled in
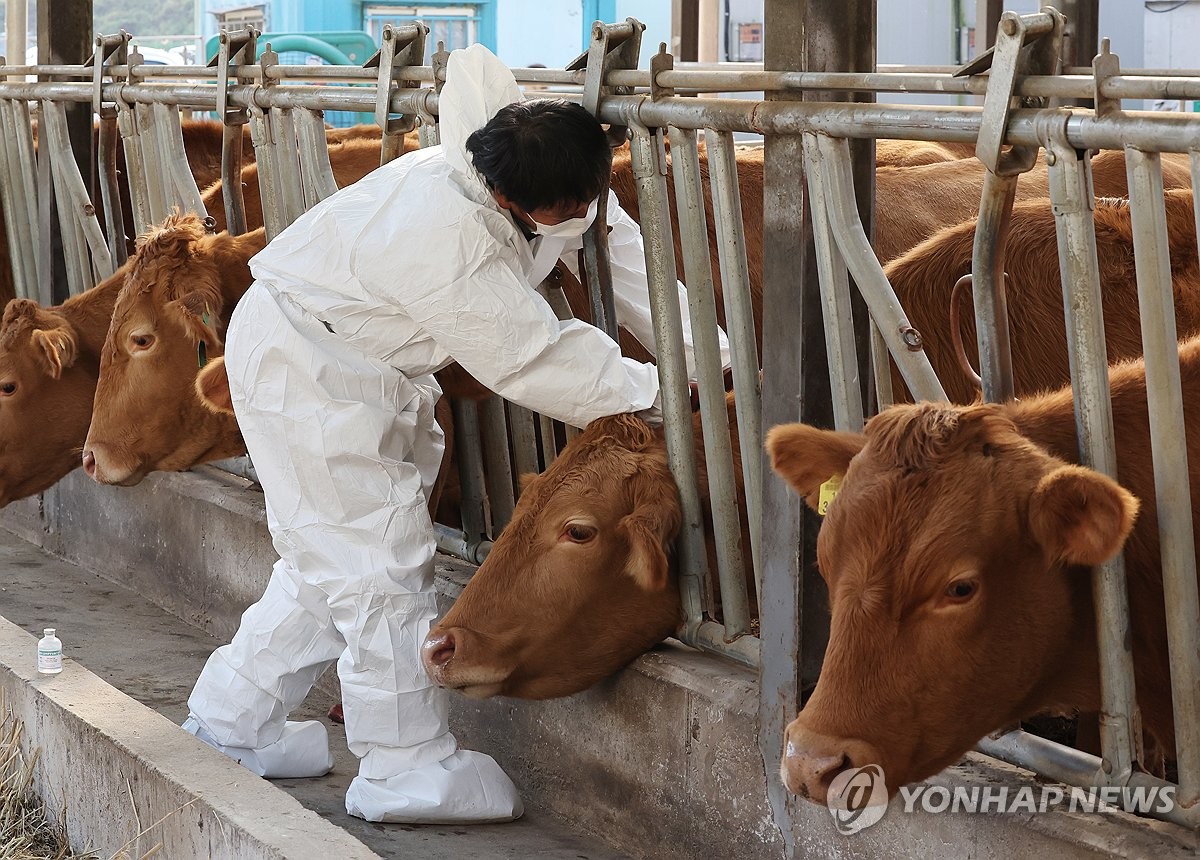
left=81, top=442, right=144, bottom=486
left=420, top=626, right=510, bottom=698
left=782, top=721, right=886, bottom=806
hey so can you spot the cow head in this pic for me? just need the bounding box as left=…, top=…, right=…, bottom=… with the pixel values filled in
left=766, top=402, right=1138, bottom=803
left=422, top=412, right=683, bottom=699
left=0, top=298, right=97, bottom=505
left=83, top=215, right=256, bottom=485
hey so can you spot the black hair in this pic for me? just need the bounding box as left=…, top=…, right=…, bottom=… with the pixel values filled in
left=465, top=99, right=611, bottom=214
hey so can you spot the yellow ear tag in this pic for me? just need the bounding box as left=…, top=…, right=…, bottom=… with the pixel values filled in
left=817, top=474, right=843, bottom=516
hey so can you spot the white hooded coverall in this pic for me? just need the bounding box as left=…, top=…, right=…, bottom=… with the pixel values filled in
left=182, top=44, right=729, bottom=823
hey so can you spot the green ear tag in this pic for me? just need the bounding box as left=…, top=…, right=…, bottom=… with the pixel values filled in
left=197, top=308, right=210, bottom=369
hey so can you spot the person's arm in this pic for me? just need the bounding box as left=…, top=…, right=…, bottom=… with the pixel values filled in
left=352, top=214, right=659, bottom=429
left=562, top=194, right=732, bottom=378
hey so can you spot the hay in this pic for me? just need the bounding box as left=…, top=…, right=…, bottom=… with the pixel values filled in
left=0, top=701, right=93, bottom=860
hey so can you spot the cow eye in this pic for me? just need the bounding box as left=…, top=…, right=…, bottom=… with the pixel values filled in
left=944, top=579, right=978, bottom=602
left=130, top=333, right=155, bottom=352
left=0, top=382, right=15, bottom=396
left=564, top=523, right=597, bottom=543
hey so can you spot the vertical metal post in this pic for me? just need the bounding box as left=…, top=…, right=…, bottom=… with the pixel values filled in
left=975, top=0, right=1003, bottom=55
left=478, top=396, right=516, bottom=531
left=1057, top=0, right=1100, bottom=69
left=667, top=125, right=751, bottom=636
left=1124, top=148, right=1200, bottom=805
left=758, top=0, right=874, bottom=853
left=450, top=399, right=491, bottom=558
left=1043, top=128, right=1139, bottom=787
left=971, top=172, right=1019, bottom=402
left=37, top=0, right=92, bottom=304
left=0, top=100, right=35, bottom=297
left=705, top=128, right=763, bottom=584
left=6, top=0, right=27, bottom=82
left=629, top=124, right=707, bottom=644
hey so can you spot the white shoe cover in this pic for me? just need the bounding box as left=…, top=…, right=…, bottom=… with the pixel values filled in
left=345, top=749, right=524, bottom=824
left=183, top=716, right=334, bottom=779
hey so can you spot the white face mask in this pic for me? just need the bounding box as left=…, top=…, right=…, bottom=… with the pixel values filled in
left=528, top=197, right=599, bottom=239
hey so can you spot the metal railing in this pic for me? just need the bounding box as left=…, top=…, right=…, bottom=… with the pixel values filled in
left=1, top=6, right=1199, bottom=840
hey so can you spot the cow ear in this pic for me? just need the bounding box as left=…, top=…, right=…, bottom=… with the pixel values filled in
left=30, top=326, right=78, bottom=379
left=194, top=356, right=234, bottom=414
left=619, top=463, right=681, bottom=591
left=517, top=472, right=538, bottom=494
left=169, top=290, right=224, bottom=348
left=1029, top=465, right=1140, bottom=566
left=766, top=423, right=865, bottom=510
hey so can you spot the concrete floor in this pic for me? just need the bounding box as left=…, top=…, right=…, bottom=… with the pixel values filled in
left=0, top=527, right=626, bottom=860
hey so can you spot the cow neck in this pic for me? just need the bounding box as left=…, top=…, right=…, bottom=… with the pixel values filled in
left=58, top=270, right=126, bottom=361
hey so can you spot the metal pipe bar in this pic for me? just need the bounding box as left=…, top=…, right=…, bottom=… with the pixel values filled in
left=294, top=108, right=339, bottom=206
left=11, top=98, right=39, bottom=288
left=0, top=103, right=27, bottom=297
left=115, top=106, right=151, bottom=236
left=869, top=320, right=893, bottom=410
left=971, top=171, right=1018, bottom=402
left=689, top=623, right=759, bottom=667
left=434, top=524, right=492, bottom=566
left=248, top=110, right=286, bottom=243
left=41, top=101, right=91, bottom=296
left=629, top=125, right=708, bottom=643
left=478, top=396, right=516, bottom=531
left=220, top=120, right=248, bottom=235
left=506, top=402, right=541, bottom=487
left=978, top=731, right=1200, bottom=829
left=536, top=412, right=559, bottom=465
left=1124, top=147, right=1200, bottom=806
left=273, top=108, right=306, bottom=227
left=96, top=113, right=127, bottom=267
left=133, top=102, right=169, bottom=225
left=802, top=133, right=866, bottom=432
left=42, top=101, right=114, bottom=285
left=815, top=135, right=947, bottom=402
left=0, top=100, right=34, bottom=298
left=667, top=125, right=752, bottom=638
left=1044, top=134, right=1139, bottom=787
left=35, top=120, right=53, bottom=305
left=704, top=128, right=763, bottom=590
left=17, top=60, right=1200, bottom=100
left=449, top=399, right=491, bottom=547
left=154, top=102, right=208, bottom=216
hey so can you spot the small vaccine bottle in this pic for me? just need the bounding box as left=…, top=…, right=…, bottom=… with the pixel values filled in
left=37, top=628, right=62, bottom=675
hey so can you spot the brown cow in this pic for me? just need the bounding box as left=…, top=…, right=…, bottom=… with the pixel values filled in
left=885, top=189, right=1200, bottom=403
left=0, top=268, right=126, bottom=505
left=81, top=217, right=262, bottom=485
left=764, top=333, right=1200, bottom=802
left=422, top=393, right=744, bottom=699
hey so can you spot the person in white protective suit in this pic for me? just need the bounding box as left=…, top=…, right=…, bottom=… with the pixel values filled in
left=181, top=43, right=730, bottom=824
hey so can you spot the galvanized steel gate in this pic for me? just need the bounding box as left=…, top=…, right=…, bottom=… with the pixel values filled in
left=2, top=2, right=1200, bottom=848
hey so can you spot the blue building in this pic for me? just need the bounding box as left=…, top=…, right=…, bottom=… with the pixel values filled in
left=199, top=0, right=672, bottom=69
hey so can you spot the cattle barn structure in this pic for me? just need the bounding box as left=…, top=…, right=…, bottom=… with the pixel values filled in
left=1, top=0, right=1199, bottom=857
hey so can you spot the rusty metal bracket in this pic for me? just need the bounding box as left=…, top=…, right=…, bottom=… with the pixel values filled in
left=1092, top=37, right=1122, bottom=119
left=954, top=6, right=1064, bottom=175
left=365, top=22, right=428, bottom=163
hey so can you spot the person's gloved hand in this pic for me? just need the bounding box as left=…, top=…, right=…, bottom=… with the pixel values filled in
left=636, top=404, right=664, bottom=426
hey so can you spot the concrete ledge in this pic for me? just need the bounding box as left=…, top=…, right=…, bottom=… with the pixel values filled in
left=0, top=615, right=377, bottom=859
left=5, top=469, right=1197, bottom=859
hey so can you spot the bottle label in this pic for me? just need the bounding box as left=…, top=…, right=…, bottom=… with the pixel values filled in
left=38, top=649, right=62, bottom=671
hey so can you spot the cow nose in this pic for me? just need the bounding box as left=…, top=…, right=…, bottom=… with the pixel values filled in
left=422, top=630, right=457, bottom=677
left=782, top=722, right=884, bottom=806
left=82, top=450, right=97, bottom=479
